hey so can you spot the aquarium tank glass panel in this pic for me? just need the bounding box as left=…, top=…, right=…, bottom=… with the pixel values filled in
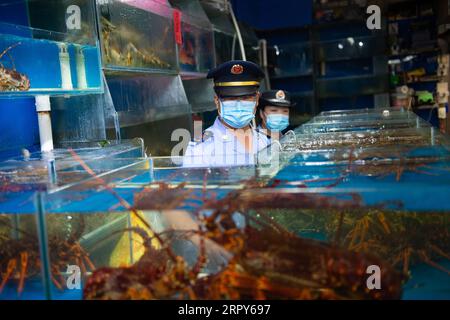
left=269, top=43, right=313, bottom=78
left=316, top=74, right=389, bottom=100
left=97, top=0, right=177, bottom=74
left=309, top=109, right=420, bottom=124
left=279, top=127, right=445, bottom=152
left=0, top=209, right=47, bottom=300
left=106, top=74, right=191, bottom=126
left=29, top=156, right=266, bottom=299
left=148, top=156, right=259, bottom=184
left=169, top=0, right=215, bottom=74
left=0, top=139, right=145, bottom=202
left=0, top=158, right=155, bottom=300
left=40, top=153, right=449, bottom=299
left=26, top=0, right=98, bottom=44
left=316, top=36, right=386, bottom=62
left=295, top=108, right=431, bottom=134
left=39, top=203, right=133, bottom=300
left=298, top=116, right=430, bottom=133
left=256, top=106, right=450, bottom=299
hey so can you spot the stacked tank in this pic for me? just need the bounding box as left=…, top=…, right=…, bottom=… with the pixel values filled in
left=0, top=139, right=146, bottom=300
left=257, top=108, right=450, bottom=299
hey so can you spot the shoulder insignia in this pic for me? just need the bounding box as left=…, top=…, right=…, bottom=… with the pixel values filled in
left=202, top=130, right=214, bottom=142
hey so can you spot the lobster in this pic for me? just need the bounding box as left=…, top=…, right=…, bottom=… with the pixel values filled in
left=0, top=43, right=30, bottom=92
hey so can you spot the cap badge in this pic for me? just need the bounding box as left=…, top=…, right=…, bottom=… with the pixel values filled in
left=276, top=90, right=285, bottom=100
left=231, top=64, right=244, bottom=75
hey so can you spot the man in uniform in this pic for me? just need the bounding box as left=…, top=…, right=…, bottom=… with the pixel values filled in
left=183, top=60, right=270, bottom=167
left=257, top=89, right=295, bottom=141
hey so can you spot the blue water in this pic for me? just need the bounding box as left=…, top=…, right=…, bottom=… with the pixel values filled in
left=0, top=278, right=82, bottom=300
left=273, top=158, right=450, bottom=211
left=403, top=260, right=450, bottom=300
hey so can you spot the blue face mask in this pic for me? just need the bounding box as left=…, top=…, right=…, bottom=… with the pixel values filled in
left=220, top=99, right=256, bottom=129
left=266, top=114, right=289, bottom=132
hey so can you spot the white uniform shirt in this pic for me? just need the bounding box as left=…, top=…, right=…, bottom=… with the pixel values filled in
left=183, top=117, right=270, bottom=167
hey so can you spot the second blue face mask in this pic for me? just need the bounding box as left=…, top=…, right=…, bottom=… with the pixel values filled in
left=220, top=99, right=256, bottom=129
left=266, top=114, right=289, bottom=132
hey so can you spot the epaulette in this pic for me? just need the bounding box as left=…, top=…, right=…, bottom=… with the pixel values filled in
left=188, top=130, right=214, bottom=146
left=202, top=130, right=214, bottom=142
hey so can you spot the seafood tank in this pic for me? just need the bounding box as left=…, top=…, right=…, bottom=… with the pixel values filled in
left=96, top=0, right=177, bottom=74
left=0, top=154, right=264, bottom=300
left=0, top=23, right=102, bottom=95
left=0, top=142, right=148, bottom=300
left=0, top=139, right=145, bottom=227
left=33, top=154, right=409, bottom=300
left=269, top=42, right=313, bottom=79
left=255, top=108, right=450, bottom=299
left=0, top=192, right=133, bottom=300
left=315, top=36, right=386, bottom=62
left=0, top=0, right=102, bottom=95
left=169, top=0, right=215, bottom=75
left=1, top=127, right=447, bottom=300
left=298, top=111, right=430, bottom=133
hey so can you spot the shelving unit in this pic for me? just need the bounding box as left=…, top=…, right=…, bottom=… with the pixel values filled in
left=387, top=0, right=442, bottom=127
left=258, top=26, right=315, bottom=123
left=259, top=1, right=388, bottom=117
left=312, top=3, right=389, bottom=112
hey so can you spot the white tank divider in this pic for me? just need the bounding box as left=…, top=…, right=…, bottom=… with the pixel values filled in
left=58, top=43, right=73, bottom=90
left=35, top=95, right=54, bottom=152
left=75, top=45, right=88, bottom=89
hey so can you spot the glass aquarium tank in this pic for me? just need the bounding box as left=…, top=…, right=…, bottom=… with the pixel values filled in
left=169, top=0, right=215, bottom=75
left=298, top=113, right=430, bottom=133
left=254, top=118, right=450, bottom=299
left=0, top=0, right=102, bottom=95
left=309, top=109, right=420, bottom=124
left=239, top=187, right=450, bottom=300
left=0, top=155, right=154, bottom=300
left=0, top=195, right=133, bottom=300
left=269, top=42, right=313, bottom=78
left=292, top=107, right=432, bottom=134
left=0, top=139, right=145, bottom=223
left=316, top=74, right=389, bottom=100
left=0, top=209, right=45, bottom=299
left=279, top=127, right=445, bottom=153
left=316, top=35, right=386, bottom=62
left=29, top=158, right=159, bottom=300
left=96, top=0, right=177, bottom=74
left=105, top=74, right=191, bottom=126
left=200, top=0, right=235, bottom=65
